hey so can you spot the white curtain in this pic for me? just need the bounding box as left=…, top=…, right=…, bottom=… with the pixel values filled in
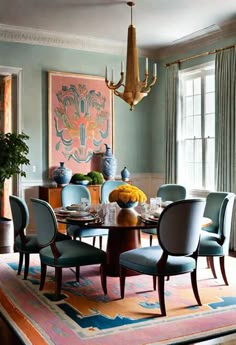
left=165, top=63, right=179, bottom=183
left=215, top=46, right=236, bottom=250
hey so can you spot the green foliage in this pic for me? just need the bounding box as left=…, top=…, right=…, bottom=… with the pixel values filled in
left=86, top=171, right=104, bottom=185
left=0, top=132, right=30, bottom=192
left=71, top=173, right=92, bottom=183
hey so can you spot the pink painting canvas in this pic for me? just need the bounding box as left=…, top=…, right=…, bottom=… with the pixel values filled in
left=48, top=71, right=114, bottom=176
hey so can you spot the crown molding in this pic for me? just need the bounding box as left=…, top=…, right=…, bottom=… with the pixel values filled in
left=0, top=24, right=127, bottom=56
left=155, top=19, right=236, bottom=60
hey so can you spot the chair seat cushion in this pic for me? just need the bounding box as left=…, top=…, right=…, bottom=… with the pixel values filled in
left=119, top=246, right=196, bottom=276
left=141, top=228, right=156, bottom=235
left=199, top=230, right=223, bottom=256
left=67, top=225, right=108, bottom=238
left=40, top=240, right=107, bottom=267
left=15, top=234, right=39, bottom=253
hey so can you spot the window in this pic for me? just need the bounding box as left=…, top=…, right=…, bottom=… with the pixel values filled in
left=178, top=62, right=215, bottom=190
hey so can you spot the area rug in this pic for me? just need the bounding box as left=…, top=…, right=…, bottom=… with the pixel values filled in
left=0, top=253, right=236, bottom=345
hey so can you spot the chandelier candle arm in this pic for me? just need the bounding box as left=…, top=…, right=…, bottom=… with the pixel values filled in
left=105, top=1, right=157, bottom=111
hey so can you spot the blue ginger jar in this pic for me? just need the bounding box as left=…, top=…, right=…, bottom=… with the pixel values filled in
left=121, top=167, right=130, bottom=181
left=52, top=162, right=72, bottom=187
left=100, top=144, right=117, bottom=180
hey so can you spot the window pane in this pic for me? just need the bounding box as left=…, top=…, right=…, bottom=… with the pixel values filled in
left=194, top=95, right=201, bottom=115
left=185, top=139, right=194, bottom=161
left=186, top=117, right=193, bottom=137
left=206, top=75, right=215, bottom=92
left=194, top=115, right=201, bottom=137
left=205, top=114, right=215, bottom=137
left=185, top=80, right=193, bottom=96
left=186, top=96, right=193, bottom=115
left=194, top=77, right=201, bottom=94
left=195, top=139, right=202, bottom=162
left=194, top=163, right=202, bottom=188
left=205, top=92, right=215, bottom=113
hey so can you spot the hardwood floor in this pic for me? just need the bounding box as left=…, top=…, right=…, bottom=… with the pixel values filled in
left=0, top=220, right=235, bottom=344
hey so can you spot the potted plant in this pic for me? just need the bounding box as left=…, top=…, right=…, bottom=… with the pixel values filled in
left=0, top=131, right=30, bottom=219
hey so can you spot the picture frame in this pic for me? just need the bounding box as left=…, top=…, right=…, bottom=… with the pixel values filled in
left=48, top=71, right=114, bottom=176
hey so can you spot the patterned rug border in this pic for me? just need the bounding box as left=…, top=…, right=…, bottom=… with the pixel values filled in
left=0, top=253, right=236, bottom=345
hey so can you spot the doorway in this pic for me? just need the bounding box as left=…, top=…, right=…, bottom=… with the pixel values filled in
left=0, top=66, right=22, bottom=218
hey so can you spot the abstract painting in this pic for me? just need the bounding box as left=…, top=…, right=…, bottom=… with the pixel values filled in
left=48, top=71, right=114, bottom=175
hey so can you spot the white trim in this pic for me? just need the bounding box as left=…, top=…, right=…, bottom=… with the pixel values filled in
left=0, top=24, right=128, bottom=56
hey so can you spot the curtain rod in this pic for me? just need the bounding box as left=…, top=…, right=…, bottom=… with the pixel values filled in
left=165, top=43, right=236, bottom=67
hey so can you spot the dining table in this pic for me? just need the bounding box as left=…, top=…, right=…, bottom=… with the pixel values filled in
left=55, top=203, right=212, bottom=277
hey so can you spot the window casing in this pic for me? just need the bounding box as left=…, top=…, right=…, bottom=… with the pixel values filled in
left=178, top=63, right=215, bottom=190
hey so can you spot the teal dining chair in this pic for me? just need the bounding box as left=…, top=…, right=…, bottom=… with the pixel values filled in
left=119, top=199, right=205, bottom=316
left=101, top=180, right=127, bottom=204
left=31, top=197, right=107, bottom=300
left=61, top=184, right=108, bottom=248
left=9, top=195, right=70, bottom=280
left=199, top=192, right=235, bottom=285
left=142, top=184, right=187, bottom=246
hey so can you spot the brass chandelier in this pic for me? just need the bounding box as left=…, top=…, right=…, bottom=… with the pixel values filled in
left=105, top=1, right=157, bottom=111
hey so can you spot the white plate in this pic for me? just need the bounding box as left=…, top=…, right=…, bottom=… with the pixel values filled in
left=68, top=211, right=91, bottom=218
left=66, top=215, right=95, bottom=222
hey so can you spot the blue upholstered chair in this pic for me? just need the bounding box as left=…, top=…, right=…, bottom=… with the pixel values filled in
left=31, top=197, right=107, bottom=300
left=9, top=195, right=70, bottom=280
left=199, top=192, right=235, bottom=285
left=101, top=180, right=127, bottom=204
left=61, top=184, right=108, bottom=249
left=120, top=199, right=205, bottom=316
left=142, top=184, right=187, bottom=246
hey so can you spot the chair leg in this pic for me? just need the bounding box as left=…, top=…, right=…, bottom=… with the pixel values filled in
left=23, top=253, right=30, bottom=280
left=219, top=256, right=229, bottom=285
left=208, top=257, right=217, bottom=279
left=158, top=275, right=166, bottom=316
left=40, top=263, right=47, bottom=291
left=18, top=252, right=24, bottom=275
left=191, top=269, right=202, bottom=306
left=76, top=266, right=80, bottom=282
left=99, top=236, right=103, bottom=249
left=55, top=267, right=62, bottom=300
left=153, top=276, right=157, bottom=290
left=120, top=266, right=127, bottom=299
left=92, top=236, right=96, bottom=247
left=150, top=235, right=153, bottom=246
left=100, top=263, right=107, bottom=295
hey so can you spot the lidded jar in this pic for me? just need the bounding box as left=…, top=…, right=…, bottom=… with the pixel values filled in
left=52, top=162, right=72, bottom=187
left=121, top=167, right=130, bottom=181
left=100, top=144, right=117, bottom=180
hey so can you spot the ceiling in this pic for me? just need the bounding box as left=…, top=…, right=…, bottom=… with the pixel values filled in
left=0, top=0, right=236, bottom=57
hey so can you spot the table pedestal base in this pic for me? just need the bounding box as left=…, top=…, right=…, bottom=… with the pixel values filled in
left=106, top=228, right=141, bottom=277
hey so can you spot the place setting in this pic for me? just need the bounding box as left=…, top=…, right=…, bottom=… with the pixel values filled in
left=55, top=203, right=106, bottom=226
left=138, top=197, right=164, bottom=224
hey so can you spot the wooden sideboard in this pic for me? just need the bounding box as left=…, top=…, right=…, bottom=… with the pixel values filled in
left=39, top=185, right=101, bottom=232
left=39, top=185, right=101, bottom=208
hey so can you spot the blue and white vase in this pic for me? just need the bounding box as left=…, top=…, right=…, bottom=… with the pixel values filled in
left=121, top=167, right=130, bottom=181
left=52, top=162, right=72, bottom=187
left=100, top=144, right=117, bottom=180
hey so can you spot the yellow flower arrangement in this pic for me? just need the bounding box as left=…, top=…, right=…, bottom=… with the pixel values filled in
left=109, top=184, right=147, bottom=204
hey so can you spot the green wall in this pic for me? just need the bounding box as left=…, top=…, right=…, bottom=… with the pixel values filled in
left=0, top=41, right=158, bottom=181
left=0, top=34, right=235, bottom=182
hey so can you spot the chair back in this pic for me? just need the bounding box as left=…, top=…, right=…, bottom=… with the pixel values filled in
left=157, top=184, right=186, bottom=202
left=158, top=199, right=205, bottom=256
left=61, top=184, right=91, bottom=207
left=202, top=192, right=235, bottom=252
left=31, top=198, right=57, bottom=247
left=9, top=195, right=29, bottom=239
left=101, top=180, right=127, bottom=203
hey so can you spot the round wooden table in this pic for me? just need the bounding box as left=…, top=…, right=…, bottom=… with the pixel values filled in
left=55, top=205, right=212, bottom=277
